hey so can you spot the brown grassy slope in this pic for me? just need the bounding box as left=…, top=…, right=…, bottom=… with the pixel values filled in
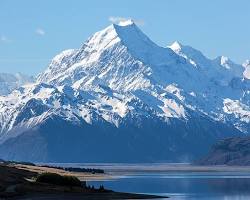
left=0, top=163, right=164, bottom=199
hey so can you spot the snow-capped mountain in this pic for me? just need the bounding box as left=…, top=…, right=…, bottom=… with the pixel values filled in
left=0, top=20, right=249, bottom=162
left=0, top=73, right=34, bottom=95
left=243, top=60, right=250, bottom=79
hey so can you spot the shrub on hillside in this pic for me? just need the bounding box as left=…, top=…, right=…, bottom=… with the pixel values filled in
left=36, top=173, right=81, bottom=187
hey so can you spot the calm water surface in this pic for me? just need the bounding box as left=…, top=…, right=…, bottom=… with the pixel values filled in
left=48, top=163, right=250, bottom=200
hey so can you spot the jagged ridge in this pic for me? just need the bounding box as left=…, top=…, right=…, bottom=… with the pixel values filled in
left=0, top=21, right=249, bottom=162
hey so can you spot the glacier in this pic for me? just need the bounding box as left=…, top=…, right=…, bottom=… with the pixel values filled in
left=0, top=21, right=249, bottom=162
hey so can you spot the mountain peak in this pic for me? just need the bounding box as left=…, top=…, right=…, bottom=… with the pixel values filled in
left=243, top=60, right=250, bottom=79
left=117, top=19, right=135, bottom=26
left=214, top=56, right=231, bottom=67
left=82, top=21, right=177, bottom=67
left=243, top=60, right=250, bottom=68
left=220, top=55, right=229, bottom=61
left=169, top=41, right=183, bottom=52
left=1, top=21, right=250, bottom=163
left=38, top=22, right=177, bottom=85
left=82, top=21, right=141, bottom=54
left=214, top=56, right=242, bottom=71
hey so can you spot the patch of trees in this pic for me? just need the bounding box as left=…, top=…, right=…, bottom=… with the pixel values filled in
left=36, top=173, right=82, bottom=187
left=85, top=184, right=106, bottom=192
left=41, top=165, right=104, bottom=174
left=64, top=167, right=104, bottom=174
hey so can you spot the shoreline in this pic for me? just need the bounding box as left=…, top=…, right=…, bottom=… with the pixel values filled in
left=39, top=163, right=250, bottom=174
left=13, top=192, right=165, bottom=200
left=0, top=163, right=166, bottom=199
left=15, top=164, right=113, bottom=181
left=2, top=162, right=250, bottom=199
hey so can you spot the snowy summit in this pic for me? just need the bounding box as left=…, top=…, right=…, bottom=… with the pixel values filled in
left=0, top=22, right=249, bottom=162
left=118, top=19, right=135, bottom=26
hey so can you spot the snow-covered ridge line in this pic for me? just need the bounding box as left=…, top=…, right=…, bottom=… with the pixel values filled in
left=0, top=21, right=250, bottom=162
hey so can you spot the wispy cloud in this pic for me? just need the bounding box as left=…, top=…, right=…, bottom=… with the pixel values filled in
left=0, top=35, right=12, bottom=43
left=35, top=28, right=45, bottom=36
left=108, top=16, right=145, bottom=26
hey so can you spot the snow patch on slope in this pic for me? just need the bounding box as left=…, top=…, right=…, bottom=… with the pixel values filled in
left=0, top=22, right=250, bottom=145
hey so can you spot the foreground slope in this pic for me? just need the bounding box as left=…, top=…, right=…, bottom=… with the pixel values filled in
left=0, top=163, right=162, bottom=199
left=0, top=21, right=249, bottom=162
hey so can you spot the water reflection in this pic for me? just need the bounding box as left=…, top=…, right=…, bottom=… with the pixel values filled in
left=206, top=178, right=250, bottom=194
left=89, top=173, right=250, bottom=200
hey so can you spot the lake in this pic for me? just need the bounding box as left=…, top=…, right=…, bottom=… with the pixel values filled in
left=48, top=163, right=250, bottom=200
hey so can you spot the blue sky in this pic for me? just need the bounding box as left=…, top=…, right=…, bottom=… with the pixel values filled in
left=0, top=0, right=249, bottom=75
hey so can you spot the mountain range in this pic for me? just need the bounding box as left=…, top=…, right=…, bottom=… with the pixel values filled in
left=0, top=20, right=249, bottom=162
left=0, top=73, right=34, bottom=95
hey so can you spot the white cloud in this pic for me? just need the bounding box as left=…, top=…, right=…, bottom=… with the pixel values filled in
left=36, top=28, right=45, bottom=36
left=0, top=35, right=12, bottom=43
left=109, top=16, right=128, bottom=24
left=108, top=16, right=145, bottom=26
